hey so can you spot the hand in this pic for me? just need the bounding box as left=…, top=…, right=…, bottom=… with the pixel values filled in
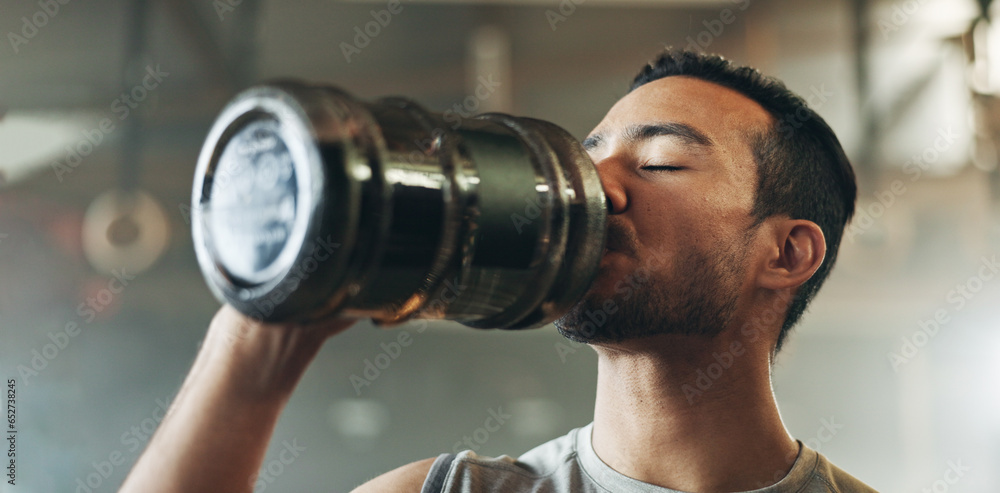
left=209, top=304, right=359, bottom=353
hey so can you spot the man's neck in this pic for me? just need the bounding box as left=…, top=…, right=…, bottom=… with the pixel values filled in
left=590, top=332, right=799, bottom=493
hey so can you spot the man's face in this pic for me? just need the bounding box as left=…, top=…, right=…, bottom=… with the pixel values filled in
left=555, top=75, right=774, bottom=344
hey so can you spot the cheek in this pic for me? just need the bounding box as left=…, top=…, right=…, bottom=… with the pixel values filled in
left=628, top=191, right=701, bottom=253
left=630, top=182, right=712, bottom=222
left=628, top=184, right=748, bottom=255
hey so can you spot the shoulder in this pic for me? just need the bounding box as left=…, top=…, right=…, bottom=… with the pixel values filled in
left=810, top=450, right=879, bottom=493
left=437, top=427, right=589, bottom=491
left=350, top=427, right=587, bottom=493
left=351, top=457, right=438, bottom=493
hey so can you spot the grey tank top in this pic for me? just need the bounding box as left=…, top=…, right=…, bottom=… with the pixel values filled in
left=420, top=423, right=878, bottom=493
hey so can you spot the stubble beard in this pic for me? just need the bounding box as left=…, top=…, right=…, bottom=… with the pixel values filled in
left=554, top=237, right=749, bottom=344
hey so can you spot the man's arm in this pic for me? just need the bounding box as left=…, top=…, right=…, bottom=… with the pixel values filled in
left=120, top=305, right=422, bottom=492
left=352, top=458, right=437, bottom=493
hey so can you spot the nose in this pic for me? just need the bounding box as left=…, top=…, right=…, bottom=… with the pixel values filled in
left=595, top=159, right=628, bottom=215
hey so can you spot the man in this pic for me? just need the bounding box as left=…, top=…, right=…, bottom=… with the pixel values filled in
left=121, top=50, right=876, bottom=492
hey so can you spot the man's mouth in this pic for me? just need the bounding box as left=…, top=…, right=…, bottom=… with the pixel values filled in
left=603, top=237, right=630, bottom=258
left=602, top=218, right=637, bottom=259
left=601, top=246, right=631, bottom=264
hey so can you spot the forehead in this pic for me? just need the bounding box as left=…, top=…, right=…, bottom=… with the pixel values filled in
left=592, top=76, right=773, bottom=153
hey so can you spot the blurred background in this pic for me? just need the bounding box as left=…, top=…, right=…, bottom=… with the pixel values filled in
left=2, top=0, right=999, bottom=491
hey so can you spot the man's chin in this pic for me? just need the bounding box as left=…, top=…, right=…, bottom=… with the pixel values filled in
left=553, top=292, right=622, bottom=344
left=552, top=255, right=643, bottom=342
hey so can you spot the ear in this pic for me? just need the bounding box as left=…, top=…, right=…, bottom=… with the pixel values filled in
left=756, top=219, right=826, bottom=291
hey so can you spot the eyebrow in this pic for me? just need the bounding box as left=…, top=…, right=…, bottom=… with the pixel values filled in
left=582, top=122, right=714, bottom=151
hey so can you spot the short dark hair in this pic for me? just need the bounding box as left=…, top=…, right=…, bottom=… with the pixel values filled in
left=630, top=50, right=857, bottom=352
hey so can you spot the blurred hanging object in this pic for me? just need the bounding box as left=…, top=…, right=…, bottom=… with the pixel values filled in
left=468, top=25, right=512, bottom=114
left=82, top=190, right=169, bottom=276
left=81, top=0, right=170, bottom=276
left=964, top=0, right=1000, bottom=174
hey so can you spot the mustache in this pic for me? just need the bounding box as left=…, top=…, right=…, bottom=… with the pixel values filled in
left=604, top=218, right=639, bottom=259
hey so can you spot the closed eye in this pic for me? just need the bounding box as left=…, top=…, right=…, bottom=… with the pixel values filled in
left=640, top=165, right=684, bottom=171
